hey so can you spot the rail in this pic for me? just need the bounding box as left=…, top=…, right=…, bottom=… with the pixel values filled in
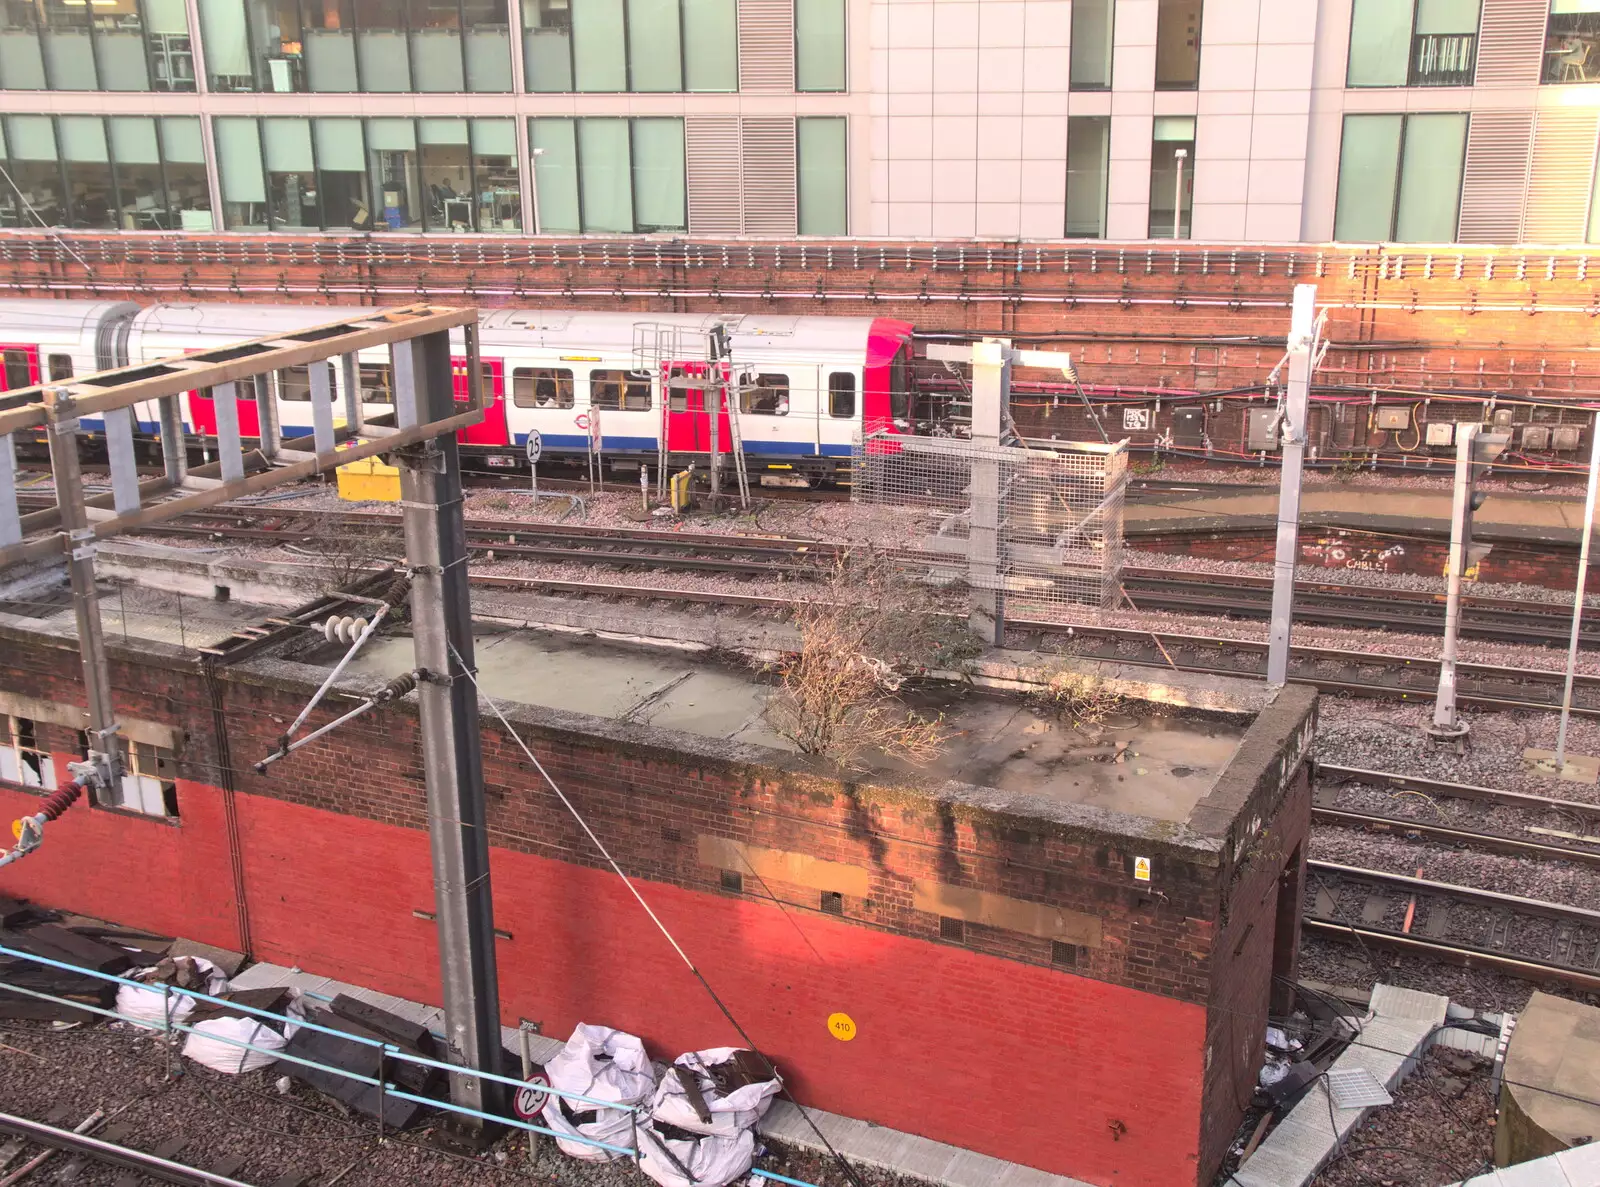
left=0, top=943, right=825, bottom=1187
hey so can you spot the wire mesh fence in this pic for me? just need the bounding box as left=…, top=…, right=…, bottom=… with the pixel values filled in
left=851, top=430, right=1127, bottom=613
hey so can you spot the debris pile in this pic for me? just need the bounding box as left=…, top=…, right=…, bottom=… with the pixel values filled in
left=639, top=1047, right=783, bottom=1187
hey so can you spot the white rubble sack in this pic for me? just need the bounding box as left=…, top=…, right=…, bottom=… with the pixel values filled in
left=115, top=958, right=228, bottom=1030
left=637, top=1123, right=755, bottom=1187
left=540, top=1023, right=657, bottom=1162
left=183, top=1016, right=287, bottom=1073
left=651, top=1048, right=782, bottom=1137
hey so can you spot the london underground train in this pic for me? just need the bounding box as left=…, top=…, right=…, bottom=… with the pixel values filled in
left=0, top=300, right=916, bottom=485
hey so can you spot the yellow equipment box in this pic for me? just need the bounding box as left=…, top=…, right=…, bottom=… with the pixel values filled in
left=336, top=455, right=400, bottom=502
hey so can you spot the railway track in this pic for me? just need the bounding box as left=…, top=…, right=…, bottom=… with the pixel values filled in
left=0, top=1108, right=298, bottom=1186
left=1123, top=567, right=1596, bottom=648
left=1313, top=764, right=1600, bottom=868
left=1304, top=859, right=1600, bottom=992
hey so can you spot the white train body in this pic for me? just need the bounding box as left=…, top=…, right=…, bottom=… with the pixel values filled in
left=0, top=301, right=915, bottom=481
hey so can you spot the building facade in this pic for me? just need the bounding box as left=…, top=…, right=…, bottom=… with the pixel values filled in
left=0, top=0, right=1594, bottom=244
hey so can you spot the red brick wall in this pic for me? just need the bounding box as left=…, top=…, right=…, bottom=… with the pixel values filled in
left=0, top=626, right=1319, bottom=1186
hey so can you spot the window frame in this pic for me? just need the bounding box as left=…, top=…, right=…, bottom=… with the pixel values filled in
left=827, top=371, right=856, bottom=418
left=741, top=373, right=791, bottom=416
left=588, top=368, right=653, bottom=411
left=0, top=716, right=56, bottom=789
left=1347, top=0, right=1481, bottom=88
left=1543, top=0, right=1600, bottom=85
left=1333, top=110, right=1469, bottom=242
left=115, top=739, right=179, bottom=818
left=1153, top=0, right=1203, bottom=92
left=512, top=366, right=575, bottom=409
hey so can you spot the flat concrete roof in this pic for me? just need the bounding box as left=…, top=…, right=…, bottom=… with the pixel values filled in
left=347, top=627, right=1246, bottom=825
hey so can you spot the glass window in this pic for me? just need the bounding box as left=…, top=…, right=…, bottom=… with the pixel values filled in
left=305, top=0, right=357, bottom=91
left=198, top=0, right=305, bottom=91
left=1, top=348, right=32, bottom=389
left=59, top=115, right=114, bottom=229
left=473, top=119, right=521, bottom=232
left=280, top=361, right=335, bottom=401
left=513, top=367, right=574, bottom=408
left=0, top=1, right=47, bottom=90
left=1070, top=0, right=1113, bottom=89
left=1334, top=112, right=1466, bottom=241
left=419, top=117, right=471, bottom=231
left=683, top=0, right=735, bottom=90
left=3, top=115, right=64, bottom=228
left=464, top=0, right=512, bottom=90
left=109, top=116, right=165, bottom=229
left=409, top=0, right=464, bottom=94
left=632, top=117, right=685, bottom=231
left=48, top=354, right=72, bottom=380
left=116, top=740, right=178, bottom=818
left=797, top=116, right=847, bottom=235
left=628, top=0, right=681, bottom=90
left=1546, top=0, right=1600, bottom=83
left=1413, top=0, right=1479, bottom=85
left=795, top=0, right=845, bottom=91
left=523, top=0, right=573, bottom=91
left=1065, top=115, right=1109, bottom=237
left=1148, top=116, right=1194, bottom=238
left=263, top=116, right=316, bottom=229
left=315, top=117, right=369, bottom=229
left=828, top=371, right=855, bottom=418
left=367, top=117, right=420, bottom=230
left=161, top=116, right=212, bottom=229
left=91, top=0, right=153, bottom=90
left=573, top=0, right=626, bottom=90
left=359, top=361, right=393, bottom=403
left=581, top=118, right=632, bottom=231
left=530, top=117, right=579, bottom=232
left=589, top=368, right=652, bottom=410
left=1350, top=0, right=1479, bottom=87
left=1347, top=0, right=1411, bottom=85
left=742, top=374, right=789, bottom=415
left=144, top=0, right=195, bottom=90
left=0, top=717, right=55, bottom=789
left=41, top=0, right=96, bottom=90
left=1154, top=0, right=1201, bottom=89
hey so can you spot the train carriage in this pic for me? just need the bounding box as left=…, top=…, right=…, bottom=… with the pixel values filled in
left=0, top=301, right=915, bottom=485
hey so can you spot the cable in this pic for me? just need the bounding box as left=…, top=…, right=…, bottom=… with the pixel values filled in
left=447, top=639, right=872, bottom=1187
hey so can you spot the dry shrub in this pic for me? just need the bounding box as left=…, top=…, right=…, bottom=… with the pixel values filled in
left=293, top=512, right=401, bottom=594
left=765, top=550, right=967, bottom=769
left=1033, top=668, right=1125, bottom=729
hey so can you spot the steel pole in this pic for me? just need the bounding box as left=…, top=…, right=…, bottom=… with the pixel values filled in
left=1265, top=285, right=1316, bottom=687
left=1172, top=149, right=1187, bottom=239
left=1431, top=422, right=1480, bottom=738
left=1555, top=417, right=1600, bottom=767
left=393, top=330, right=504, bottom=1127
left=967, top=339, right=1008, bottom=645
left=44, top=393, right=121, bottom=803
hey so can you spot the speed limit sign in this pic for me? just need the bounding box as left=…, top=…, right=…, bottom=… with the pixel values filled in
left=513, top=1070, right=550, bottom=1121
left=525, top=430, right=542, bottom=464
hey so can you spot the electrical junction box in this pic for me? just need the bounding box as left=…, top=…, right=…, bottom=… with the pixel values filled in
left=1425, top=422, right=1455, bottom=447
left=1552, top=425, right=1582, bottom=451
left=1374, top=406, right=1411, bottom=431
left=1246, top=407, right=1280, bottom=451
left=1522, top=425, right=1550, bottom=450
left=1492, top=408, right=1515, bottom=428
left=1171, top=406, right=1204, bottom=447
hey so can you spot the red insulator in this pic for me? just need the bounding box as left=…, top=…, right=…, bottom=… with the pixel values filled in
left=35, top=782, right=82, bottom=822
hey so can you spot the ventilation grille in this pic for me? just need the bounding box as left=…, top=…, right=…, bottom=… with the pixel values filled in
left=1524, top=109, right=1599, bottom=245
left=737, top=0, right=794, bottom=92
left=741, top=117, right=798, bottom=234
left=720, top=869, right=743, bottom=893
left=1051, top=940, right=1079, bottom=968
left=819, top=890, right=843, bottom=915
left=939, top=916, right=965, bottom=942
left=1475, top=0, right=1547, bottom=86
left=686, top=116, right=744, bottom=235
left=1458, top=110, right=1533, bottom=243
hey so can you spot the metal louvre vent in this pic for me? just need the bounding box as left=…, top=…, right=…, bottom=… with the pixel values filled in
left=741, top=117, right=798, bottom=235
left=1457, top=110, right=1533, bottom=243
left=737, top=0, right=795, bottom=92
left=1523, top=109, right=1600, bottom=245
left=686, top=116, right=744, bottom=235
left=1475, top=0, right=1547, bottom=86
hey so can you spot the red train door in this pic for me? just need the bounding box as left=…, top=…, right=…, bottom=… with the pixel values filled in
left=181, top=347, right=261, bottom=439
left=662, top=361, right=732, bottom=454
left=0, top=344, right=39, bottom=392
left=454, top=357, right=508, bottom=446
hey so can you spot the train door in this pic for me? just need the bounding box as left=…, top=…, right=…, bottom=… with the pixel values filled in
left=663, top=361, right=732, bottom=454
left=0, top=344, right=38, bottom=392
left=188, top=386, right=262, bottom=438
left=454, top=357, right=508, bottom=446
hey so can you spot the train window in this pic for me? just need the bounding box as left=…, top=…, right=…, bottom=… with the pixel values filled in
left=740, top=374, right=789, bottom=416
left=279, top=363, right=336, bottom=402
left=47, top=355, right=73, bottom=381
left=589, top=369, right=652, bottom=412
left=359, top=363, right=393, bottom=405
left=1, top=350, right=32, bottom=393
left=890, top=342, right=912, bottom=421
left=828, top=372, right=855, bottom=418
left=512, top=367, right=574, bottom=409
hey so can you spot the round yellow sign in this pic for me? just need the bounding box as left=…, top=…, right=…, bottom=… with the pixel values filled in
left=826, top=1012, right=857, bottom=1042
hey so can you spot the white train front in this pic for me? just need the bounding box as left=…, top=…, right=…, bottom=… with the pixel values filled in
left=0, top=300, right=917, bottom=484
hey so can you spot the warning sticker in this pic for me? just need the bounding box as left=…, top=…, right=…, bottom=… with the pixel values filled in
left=1134, top=856, right=1152, bottom=882
left=827, top=1013, right=857, bottom=1042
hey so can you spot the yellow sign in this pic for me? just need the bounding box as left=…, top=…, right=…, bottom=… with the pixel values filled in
left=827, top=1012, right=857, bottom=1042
left=1134, top=856, right=1151, bottom=882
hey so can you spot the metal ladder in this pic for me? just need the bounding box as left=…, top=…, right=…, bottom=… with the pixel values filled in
left=719, top=369, right=750, bottom=507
